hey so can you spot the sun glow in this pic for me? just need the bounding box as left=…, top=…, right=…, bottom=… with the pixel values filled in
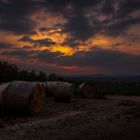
left=34, top=44, right=75, bottom=56
left=50, top=45, right=75, bottom=56
left=21, top=29, right=75, bottom=56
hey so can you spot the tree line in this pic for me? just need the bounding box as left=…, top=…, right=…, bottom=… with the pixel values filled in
left=0, top=61, right=63, bottom=83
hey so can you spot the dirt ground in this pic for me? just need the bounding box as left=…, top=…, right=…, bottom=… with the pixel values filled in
left=0, top=95, right=140, bottom=140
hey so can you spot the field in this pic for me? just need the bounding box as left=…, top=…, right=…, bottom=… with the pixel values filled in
left=0, top=96, right=140, bottom=140
left=0, top=77, right=140, bottom=140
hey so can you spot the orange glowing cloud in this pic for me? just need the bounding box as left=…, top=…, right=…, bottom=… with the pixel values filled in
left=20, top=29, right=75, bottom=56
left=1, top=9, right=139, bottom=60
left=87, top=36, right=113, bottom=49
left=0, top=31, right=22, bottom=45
left=50, top=45, right=75, bottom=56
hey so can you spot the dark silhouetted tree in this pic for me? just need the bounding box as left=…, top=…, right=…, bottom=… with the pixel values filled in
left=38, top=71, right=47, bottom=81
left=48, top=73, right=57, bottom=81
left=57, top=76, right=64, bottom=81
left=0, top=61, right=47, bottom=82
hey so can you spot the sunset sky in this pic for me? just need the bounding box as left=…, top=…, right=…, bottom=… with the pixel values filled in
left=0, top=0, right=140, bottom=75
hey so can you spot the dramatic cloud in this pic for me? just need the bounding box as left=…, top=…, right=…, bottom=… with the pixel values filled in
left=0, top=0, right=140, bottom=74
left=0, top=42, right=13, bottom=49
left=33, top=38, right=56, bottom=46
left=115, top=0, right=140, bottom=18
left=39, top=27, right=48, bottom=32
left=0, top=0, right=38, bottom=34
left=63, top=14, right=94, bottom=41
left=104, top=16, right=140, bottom=36
left=1, top=48, right=36, bottom=58
left=35, top=48, right=140, bottom=73
left=18, top=35, right=56, bottom=46
left=18, top=35, right=33, bottom=42
left=62, top=37, right=82, bottom=47
left=36, top=50, right=64, bottom=63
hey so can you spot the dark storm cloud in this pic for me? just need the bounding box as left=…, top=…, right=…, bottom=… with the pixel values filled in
left=115, top=0, right=140, bottom=18
left=42, top=0, right=140, bottom=41
left=0, top=19, right=36, bottom=35
left=36, top=48, right=140, bottom=73
left=1, top=43, right=140, bottom=74
left=1, top=48, right=36, bottom=58
left=104, top=16, right=140, bottom=36
left=101, top=0, right=114, bottom=15
left=68, top=48, right=140, bottom=69
left=1, top=46, right=62, bottom=62
left=102, top=0, right=140, bottom=36
left=39, top=27, right=48, bottom=32
left=34, top=0, right=104, bottom=40
left=36, top=50, right=64, bottom=63
left=62, top=37, right=81, bottom=47
left=0, top=0, right=139, bottom=39
left=39, top=27, right=62, bottom=34
left=18, top=35, right=33, bottom=42
left=63, top=14, right=94, bottom=41
left=2, top=44, right=140, bottom=74
left=23, top=46, right=32, bottom=49
left=0, top=0, right=99, bottom=39
left=33, top=38, right=56, bottom=46
left=59, top=0, right=103, bottom=41
left=0, top=42, right=13, bottom=49
left=127, top=34, right=140, bottom=43
left=28, top=30, right=38, bottom=35
left=18, top=35, right=56, bottom=46
left=0, top=0, right=38, bottom=34
left=0, top=0, right=139, bottom=75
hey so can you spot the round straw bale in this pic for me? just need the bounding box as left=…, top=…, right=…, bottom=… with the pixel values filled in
left=53, top=82, right=73, bottom=103
left=45, top=81, right=58, bottom=97
left=2, top=81, right=45, bottom=114
left=79, top=82, right=97, bottom=98
left=35, top=82, right=46, bottom=99
left=42, top=82, right=48, bottom=98
left=0, top=82, right=11, bottom=107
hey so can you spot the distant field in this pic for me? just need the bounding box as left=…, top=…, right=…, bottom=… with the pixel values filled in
left=65, top=77, right=140, bottom=96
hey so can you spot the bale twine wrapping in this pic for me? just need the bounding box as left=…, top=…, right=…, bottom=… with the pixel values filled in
left=2, top=81, right=45, bottom=114
left=53, top=82, right=73, bottom=103
left=79, top=82, right=97, bottom=98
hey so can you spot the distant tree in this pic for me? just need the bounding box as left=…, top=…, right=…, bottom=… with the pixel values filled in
left=48, top=73, right=57, bottom=81
left=0, top=61, right=19, bottom=82
left=19, top=70, right=29, bottom=81
left=38, top=71, right=47, bottom=81
left=57, top=76, right=64, bottom=81
left=29, top=70, right=37, bottom=81
left=0, top=61, right=62, bottom=83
